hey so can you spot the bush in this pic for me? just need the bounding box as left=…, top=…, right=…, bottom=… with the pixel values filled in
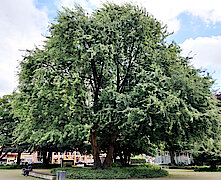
left=130, top=157, right=146, bottom=164
left=111, top=162, right=122, bottom=167
left=51, top=166, right=168, bottom=179
left=129, top=168, right=168, bottom=178
left=168, top=166, right=196, bottom=170
left=194, top=166, right=221, bottom=172
left=137, top=164, right=157, bottom=169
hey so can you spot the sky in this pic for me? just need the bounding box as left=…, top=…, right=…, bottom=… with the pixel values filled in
left=1, top=0, right=221, bottom=97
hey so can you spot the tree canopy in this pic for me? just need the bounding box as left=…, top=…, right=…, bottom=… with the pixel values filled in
left=192, top=94, right=221, bottom=169
left=0, top=95, right=18, bottom=160
left=13, top=3, right=221, bottom=168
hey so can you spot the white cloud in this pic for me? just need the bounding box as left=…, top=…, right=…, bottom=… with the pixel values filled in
left=0, top=0, right=49, bottom=96
left=55, top=0, right=221, bottom=33
left=180, top=36, right=221, bottom=68
left=2, top=0, right=221, bottom=96
left=180, top=36, right=221, bottom=91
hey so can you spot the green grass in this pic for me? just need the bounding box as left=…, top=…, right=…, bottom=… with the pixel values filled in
left=0, top=163, right=60, bottom=169
left=194, top=166, right=221, bottom=172
left=0, top=165, right=25, bottom=169
left=51, top=166, right=168, bottom=179
left=167, top=165, right=221, bottom=172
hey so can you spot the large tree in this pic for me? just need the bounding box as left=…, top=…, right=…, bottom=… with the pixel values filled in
left=13, top=3, right=221, bottom=168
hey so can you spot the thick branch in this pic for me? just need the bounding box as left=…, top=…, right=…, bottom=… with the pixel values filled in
left=119, top=44, right=140, bottom=92
left=117, top=63, right=120, bottom=92
left=98, top=61, right=105, bottom=88
left=91, top=57, right=98, bottom=90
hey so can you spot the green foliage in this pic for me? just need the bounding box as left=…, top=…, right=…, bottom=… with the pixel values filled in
left=110, top=162, right=122, bottom=167
left=168, top=166, right=196, bottom=169
left=130, top=157, right=146, bottom=164
left=0, top=165, right=24, bottom=169
left=0, top=95, right=14, bottom=144
left=0, top=95, right=18, bottom=158
left=51, top=166, right=168, bottom=179
left=13, top=2, right=221, bottom=168
left=192, top=135, right=221, bottom=169
left=191, top=96, right=221, bottom=169
left=12, top=50, right=90, bottom=152
left=194, top=166, right=221, bottom=172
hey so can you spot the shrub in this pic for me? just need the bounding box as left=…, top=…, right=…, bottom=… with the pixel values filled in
left=194, top=166, right=221, bottom=172
left=111, top=162, right=122, bottom=167
left=51, top=166, right=168, bottom=179
left=130, top=157, right=146, bottom=164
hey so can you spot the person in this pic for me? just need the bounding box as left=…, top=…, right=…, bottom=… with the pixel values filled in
left=22, top=163, right=33, bottom=176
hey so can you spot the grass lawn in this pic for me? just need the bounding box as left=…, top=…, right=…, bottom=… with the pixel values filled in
left=0, top=169, right=36, bottom=180
left=0, top=169, right=53, bottom=180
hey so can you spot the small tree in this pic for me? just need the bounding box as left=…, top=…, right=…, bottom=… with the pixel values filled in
left=192, top=94, right=221, bottom=169
left=161, top=68, right=220, bottom=165
left=0, top=95, right=19, bottom=162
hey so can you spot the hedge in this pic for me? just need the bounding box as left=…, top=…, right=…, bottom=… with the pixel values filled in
left=51, top=166, right=168, bottom=179
left=130, top=157, right=146, bottom=164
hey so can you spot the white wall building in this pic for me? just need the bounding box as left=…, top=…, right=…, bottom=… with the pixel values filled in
left=155, top=151, right=193, bottom=165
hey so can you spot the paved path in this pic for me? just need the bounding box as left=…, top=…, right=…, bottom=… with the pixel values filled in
left=151, top=169, right=221, bottom=180
left=1, top=168, right=221, bottom=180
left=0, top=169, right=47, bottom=180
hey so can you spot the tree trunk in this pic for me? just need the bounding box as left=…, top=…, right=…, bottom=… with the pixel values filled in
left=119, top=151, right=128, bottom=167
left=124, top=151, right=131, bottom=166
left=103, top=143, right=114, bottom=168
left=169, top=151, right=176, bottom=165
left=113, top=152, right=117, bottom=162
left=48, top=151, right=52, bottom=164
left=119, top=152, right=124, bottom=166
left=210, top=161, right=217, bottom=170
left=90, top=128, right=101, bottom=169
left=42, top=151, right=48, bottom=166
left=103, top=131, right=119, bottom=168
left=17, top=152, right=21, bottom=165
